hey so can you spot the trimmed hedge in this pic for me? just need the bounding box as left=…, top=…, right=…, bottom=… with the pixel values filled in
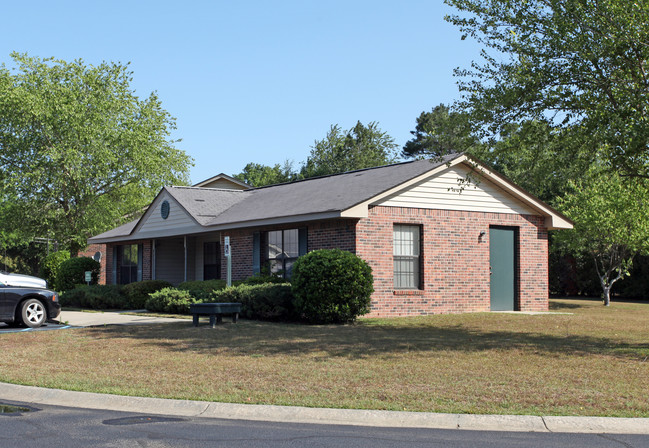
left=145, top=288, right=198, bottom=314
left=291, top=249, right=373, bottom=324
left=177, top=279, right=227, bottom=301
left=41, top=250, right=70, bottom=288
left=55, top=257, right=100, bottom=291
left=233, top=274, right=286, bottom=286
left=60, top=285, right=125, bottom=309
left=123, top=280, right=173, bottom=309
left=210, top=283, right=295, bottom=321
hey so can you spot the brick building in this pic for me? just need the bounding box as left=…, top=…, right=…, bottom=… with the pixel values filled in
left=87, top=154, right=572, bottom=317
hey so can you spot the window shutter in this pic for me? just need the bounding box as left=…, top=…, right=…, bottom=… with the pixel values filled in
left=137, top=244, right=143, bottom=282
left=111, top=246, right=117, bottom=285
left=298, top=228, right=307, bottom=256
left=252, top=232, right=261, bottom=275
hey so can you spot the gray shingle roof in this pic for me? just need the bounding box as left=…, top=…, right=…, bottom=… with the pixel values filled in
left=89, top=155, right=459, bottom=242
left=164, top=187, right=250, bottom=226
left=89, top=218, right=139, bottom=241
left=206, top=156, right=454, bottom=225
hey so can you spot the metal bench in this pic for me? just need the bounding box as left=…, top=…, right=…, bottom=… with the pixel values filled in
left=189, top=303, right=242, bottom=328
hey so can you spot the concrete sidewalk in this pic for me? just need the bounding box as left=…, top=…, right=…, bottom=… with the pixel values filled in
left=1, top=383, right=647, bottom=434
left=58, top=310, right=186, bottom=327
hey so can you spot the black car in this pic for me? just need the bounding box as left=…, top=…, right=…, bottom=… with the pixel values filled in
left=0, top=278, right=61, bottom=328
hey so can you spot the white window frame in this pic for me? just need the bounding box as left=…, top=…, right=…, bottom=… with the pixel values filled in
left=393, top=224, right=421, bottom=289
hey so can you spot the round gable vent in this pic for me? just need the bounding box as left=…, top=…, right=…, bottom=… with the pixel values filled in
left=161, top=200, right=170, bottom=219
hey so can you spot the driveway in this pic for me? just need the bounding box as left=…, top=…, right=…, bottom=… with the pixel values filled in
left=0, top=311, right=185, bottom=333
left=59, top=310, right=185, bottom=327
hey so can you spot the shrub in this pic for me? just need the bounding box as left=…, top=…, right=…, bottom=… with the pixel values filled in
left=234, top=273, right=287, bottom=286
left=146, top=288, right=197, bottom=314
left=291, top=249, right=373, bottom=324
left=55, top=257, right=101, bottom=291
left=177, top=279, right=228, bottom=301
left=210, top=283, right=295, bottom=321
left=60, top=284, right=125, bottom=309
left=122, top=280, right=173, bottom=309
left=40, top=250, right=70, bottom=288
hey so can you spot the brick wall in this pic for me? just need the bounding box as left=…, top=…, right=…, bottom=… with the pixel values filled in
left=94, top=207, right=549, bottom=317
left=357, top=206, right=548, bottom=317
left=307, top=220, right=356, bottom=252
left=221, top=220, right=356, bottom=281
left=221, top=230, right=254, bottom=281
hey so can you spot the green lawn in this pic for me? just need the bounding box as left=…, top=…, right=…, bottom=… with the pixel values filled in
left=1, top=298, right=647, bottom=417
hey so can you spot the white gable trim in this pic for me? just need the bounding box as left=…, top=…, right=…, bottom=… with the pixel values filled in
left=341, top=155, right=572, bottom=230
left=467, top=161, right=572, bottom=229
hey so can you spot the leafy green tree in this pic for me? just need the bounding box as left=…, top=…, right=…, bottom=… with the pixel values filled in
left=445, top=0, right=649, bottom=178
left=554, top=173, right=649, bottom=306
left=301, top=121, right=399, bottom=178
left=483, top=121, right=596, bottom=202
left=234, top=160, right=298, bottom=187
left=0, top=193, right=46, bottom=274
left=402, top=104, right=482, bottom=159
left=0, top=53, right=192, bottom=255
left=404, top=105, right=594, bottom=202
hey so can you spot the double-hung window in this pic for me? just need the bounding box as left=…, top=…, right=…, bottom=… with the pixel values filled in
left=267, top=229, right=300, bottom=278
left=117, top=244, right=138, bottom=285
left=203, top=242, right=220, bottom=280
left=393, top=225, right=421, bottom=289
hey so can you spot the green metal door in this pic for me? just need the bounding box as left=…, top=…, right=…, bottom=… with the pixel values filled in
left=490, top=227, right=516, bottom=311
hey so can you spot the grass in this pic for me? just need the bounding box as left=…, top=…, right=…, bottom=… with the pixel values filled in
left=1, top=298, right=648, bottom=417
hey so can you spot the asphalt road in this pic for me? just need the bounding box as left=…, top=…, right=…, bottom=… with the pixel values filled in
left=1, top=401, right=647, bottom=448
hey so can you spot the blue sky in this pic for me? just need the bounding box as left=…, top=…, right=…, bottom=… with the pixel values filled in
left=1, top=1, right=482, bottom=184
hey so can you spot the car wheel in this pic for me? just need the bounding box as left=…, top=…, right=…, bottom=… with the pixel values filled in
left=21, top=299, right=46, bottom=328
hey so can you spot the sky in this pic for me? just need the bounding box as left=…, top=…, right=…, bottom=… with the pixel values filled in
left=1, top=0, right=483, bottom=185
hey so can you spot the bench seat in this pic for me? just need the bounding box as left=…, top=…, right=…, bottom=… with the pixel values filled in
left=190, top=302, right=242, bottom=328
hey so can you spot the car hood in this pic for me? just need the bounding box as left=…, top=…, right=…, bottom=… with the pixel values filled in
left=0, top=272, right=47, bottom=288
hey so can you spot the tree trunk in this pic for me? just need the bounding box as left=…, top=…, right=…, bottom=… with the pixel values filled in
left=602, top=286, right=611, bottom=306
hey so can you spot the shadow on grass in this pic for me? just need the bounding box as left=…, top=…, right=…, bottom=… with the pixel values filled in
left=83, top=317, right=649, bottom=362
left=549, top=301, right=583, bottom=310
